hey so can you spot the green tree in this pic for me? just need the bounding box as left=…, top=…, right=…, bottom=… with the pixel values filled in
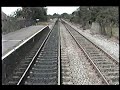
left=61, top=13, right=71, bottom=20
left=53, top=13, right=60, bottom=18
left=15, top=7, right=48, bottom=21
left=96, top=7, right=119, bottom=36
left=71, top=6, right=119, bottom=36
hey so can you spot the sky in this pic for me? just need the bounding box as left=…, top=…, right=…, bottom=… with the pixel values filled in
left=1, top=6, right=79, bottom=16
left=1, top=7, right=22, bottom=16
left=46, top=6, right=79, bottom=15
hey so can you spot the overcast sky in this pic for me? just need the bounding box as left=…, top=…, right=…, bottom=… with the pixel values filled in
left=1, top=6, right=79, bottom=16
left=47, top=6, right=79, bottom=15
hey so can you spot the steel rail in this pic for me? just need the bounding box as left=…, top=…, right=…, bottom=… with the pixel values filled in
left=62, top=19, right=119, bottom=65
left=17, top=21, right=58, bottom=85
left=62, top=22, right=110, bottom=85
left=58, top=21, right=61, bottom=85
left=2, top=25, right=48, bottom=60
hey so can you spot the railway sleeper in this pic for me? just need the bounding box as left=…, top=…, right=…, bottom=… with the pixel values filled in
left=32, top=65, right=57, bottom=69
left=62, top=62, right=70, bottom=65
left=98, top=65, right=119, bottom=70
left=25, top=78, right=57, bottom=85
left=31, top=69, right=57, bottom=73
left=94, top=62, right=112, bottom=65
left=34, top=62, right=57, bottom=65
left=61, top=57, right=69, bottom=60
left=38, top=56, right=58, bottom=58
left=29, top=70, right=57, bottom=74
left=62, top=71, right=71, bottom=76
left=41, top=49, right=58, bottom=52
left=40, top=51, right=58, bottom=53
left=62, top=76, right=71, bottom=80
left=39, top=53, right=58, bottom=56
left=28, top=73, right=57, bottom=78
left=93, top=59, right=106, bottom=62
left=34, top=63, right=57, bottom=66
left=106, top=72, right=119, bottom=76
left=61, top=59, right=70, bottom=64
left=89, top=52, right=100, bottom=55
left=62, top=64, right=70, bottom=67
left=20, top=60, right=31, bottom=64
left=8, top=81, right=18, bottom=85
left=62, top=82, right=73, bottom=85
left=101, top=68, right=119, bottom=72
left=109, top=77, right=119, bottom=85
left=14, top=68, right=26, bottom=73
left=100, top=65, right=117, bottom=68
left=37, top=57, right=58, bottom=59
left=36, top=58, right=57, bottom=61
left=36, top=60, right=57, bottom=63
left=91, top=57, right=104, bottom=60
left=62, top=78, right=72, bottom=83
left=8, top=76, right=20, bottom=82
left=24, top=81, right=57, bottom=85
left=62, top=65, right=70, bottom=69
left=27, top=75, right=57, bottom=80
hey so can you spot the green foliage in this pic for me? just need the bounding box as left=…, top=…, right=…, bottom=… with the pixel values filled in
left=13, top=8, right=23, bottom=18
left=47, top=14, right=53, bottom=20
left=96, top=7, right=119, bottom=26
left=52, top=13, right=60, bottom=18
left=13, top=7, right=47, bottom=21
left=23, top=7, right=47, bottom=21
left=61, top=13, right=71, bottom=19
left=71, top=6, right=118, bottom=26
left=70, top=6, right=119, bottom=36
left=69, top=11, right=79, bottom=23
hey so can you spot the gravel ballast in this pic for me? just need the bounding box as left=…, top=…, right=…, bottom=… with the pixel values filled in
left=60, top=22, right=103, bottom=85
left=63, top=20, right=119, bottom=62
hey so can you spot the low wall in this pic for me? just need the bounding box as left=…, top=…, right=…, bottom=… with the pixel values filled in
left=105, top=27, right=119, bottom=39
left=90, top=22, right=119, bottom=39
left=90, top=22, right=101, bottom=34
left=2, top=26, right=50, bottom=83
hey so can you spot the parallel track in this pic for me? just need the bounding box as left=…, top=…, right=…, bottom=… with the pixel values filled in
left=62, top=20, right=119, bottom=85
left=24, top=20, right=60, bottom=85
left=60, top=23, right=73, bottom=84
left=3, top=20, right=60, bottom=85
left=3, top=19, right=119, bottom=85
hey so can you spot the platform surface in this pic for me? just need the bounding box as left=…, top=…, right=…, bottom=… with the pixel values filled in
left=2, top=25, right=47, bottom=56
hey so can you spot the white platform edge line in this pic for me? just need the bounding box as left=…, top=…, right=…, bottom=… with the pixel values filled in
left=2, top=25, right=48, bottom=60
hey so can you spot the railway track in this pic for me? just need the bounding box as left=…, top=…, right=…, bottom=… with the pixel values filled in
left=3, top=19, right=60, bottom=85
left=61, top=20, right=119, bottom=85
left=60, top=24, right=73, bottom=85
left=2, top=18, right=119, bottom=85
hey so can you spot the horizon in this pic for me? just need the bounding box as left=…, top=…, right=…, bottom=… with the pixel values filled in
left=1, top=7, right=79, bottom=16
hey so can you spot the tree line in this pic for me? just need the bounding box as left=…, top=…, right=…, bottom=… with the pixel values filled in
left=13, top=7, right=47, bottom=21
left=2, top=7, right=48, bottom=34
left=60, top=6, right=119, bottom=38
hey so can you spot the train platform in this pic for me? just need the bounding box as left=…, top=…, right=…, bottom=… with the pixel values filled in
left=2, top=21, right=55, bottom=57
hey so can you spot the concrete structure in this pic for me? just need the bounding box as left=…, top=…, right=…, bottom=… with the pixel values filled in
left=90, top=22, right=100, bottom=34
left=2, top=22, right=55, bottom=57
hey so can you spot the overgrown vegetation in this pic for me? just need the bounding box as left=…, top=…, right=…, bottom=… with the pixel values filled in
left=14, top=7, right=47, bottom=21
left=61, top=6, right=119, bottom=38
left=2, top=7, right=48, bottom=34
